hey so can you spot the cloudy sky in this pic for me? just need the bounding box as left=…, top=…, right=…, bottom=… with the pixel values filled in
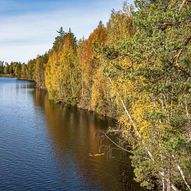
left=0, top=0, right=133, bottom=63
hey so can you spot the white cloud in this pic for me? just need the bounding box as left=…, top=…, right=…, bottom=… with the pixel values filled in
left=0, top=43, right=50, bottom=63
left=0, top=0, right=127, bottom=63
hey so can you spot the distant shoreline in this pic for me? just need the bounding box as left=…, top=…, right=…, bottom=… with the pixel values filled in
left=0, top=75, right=35, bottom=82
left=0, top=74, right=15, bottom=78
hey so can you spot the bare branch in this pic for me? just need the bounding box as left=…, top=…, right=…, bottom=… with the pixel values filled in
left=179, top=0, right=187, bottom=11
left=103, top=132, right=131, bottom=153
left=173, top=36, right=191, bottom=77
left=106, top=76, right=180, bottom=191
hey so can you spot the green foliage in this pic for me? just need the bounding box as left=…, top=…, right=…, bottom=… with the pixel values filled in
left=4, top=1, right=191, bottom=190
left=45, top=29, right=80, bottom=105
left=101, top=1, right=191, bottom=190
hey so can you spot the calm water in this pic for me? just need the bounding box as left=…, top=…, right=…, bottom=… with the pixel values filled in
left=0, top=77, right=144, bottom=191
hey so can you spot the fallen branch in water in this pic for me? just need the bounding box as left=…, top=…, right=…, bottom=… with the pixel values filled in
left=103, top=132, right=131, bottom=153
left=106, top=76, right=180, bottom=191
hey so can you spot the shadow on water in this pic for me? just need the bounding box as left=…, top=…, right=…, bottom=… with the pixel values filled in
left=0, top=78, right=146, bottom=191
left=33, top=89, right=146, bottom=191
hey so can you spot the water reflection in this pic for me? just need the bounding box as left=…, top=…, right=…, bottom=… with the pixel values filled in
left=0, top=78, right=145, bottom=191
left=33, top=89, right=145, bottom=191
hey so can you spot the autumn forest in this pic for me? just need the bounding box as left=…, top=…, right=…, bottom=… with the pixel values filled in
left=0, top=1, right=191, bottom=190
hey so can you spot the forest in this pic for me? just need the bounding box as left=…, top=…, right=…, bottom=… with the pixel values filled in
left=1, top=0, right=191, bottom=190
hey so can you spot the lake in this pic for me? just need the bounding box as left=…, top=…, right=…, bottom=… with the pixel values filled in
left=0, top=77, right=144, bottom=191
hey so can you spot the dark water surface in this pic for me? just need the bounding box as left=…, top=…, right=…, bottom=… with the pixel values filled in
left=0, top=78, right=144, bottom=191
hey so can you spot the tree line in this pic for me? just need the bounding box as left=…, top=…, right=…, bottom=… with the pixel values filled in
left=2, top=1, right=191, bottom=190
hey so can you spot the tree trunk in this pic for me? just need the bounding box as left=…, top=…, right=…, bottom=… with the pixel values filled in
left=107, top=76, right=179, bottom=191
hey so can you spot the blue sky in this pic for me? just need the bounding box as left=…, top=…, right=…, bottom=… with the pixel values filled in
left=0, top=0, right=133, bottom=63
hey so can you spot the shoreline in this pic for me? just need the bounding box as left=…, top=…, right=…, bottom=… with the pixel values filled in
left=0, top=75, right=15, bottom=78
